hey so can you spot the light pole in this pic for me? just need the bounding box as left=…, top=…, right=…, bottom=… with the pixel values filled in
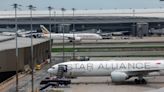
left=54, top=10, right=56, bottom=33
left=28, top=5, right=36, bottom=92
left=132, top=9, right=136, bottom=36
left=48, top=6, right=53, bottom=69
left=132, top=9, right=135, bottom=17
left=12, top=3, right=21, bottom=92
left=158, top=24, right=161, bottom=36
left=72, top=8, right=76, bottom=60
left=61, top=8, right=66, bottom=62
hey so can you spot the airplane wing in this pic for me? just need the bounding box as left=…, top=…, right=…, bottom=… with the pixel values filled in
left=67, top=37, right=75, bottom=40
left=65, top=36, right=77, bottom=42
left=64, top=36, right=81, bottom=42
left=116, top=68, right=163, bottom=76
left=57, top=35, right=74, bottom=40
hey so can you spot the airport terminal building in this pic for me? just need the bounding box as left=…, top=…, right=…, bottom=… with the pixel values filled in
left=0, top=36, right=50, bottom=82
left=0, top=9, right=164, bottom=37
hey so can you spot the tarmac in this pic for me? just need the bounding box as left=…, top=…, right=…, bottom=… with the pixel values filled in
left=61, top=76, right=164, bottom=92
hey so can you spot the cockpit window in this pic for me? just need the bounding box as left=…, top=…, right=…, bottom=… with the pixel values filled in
left=52, top=67, right=55, bottom=69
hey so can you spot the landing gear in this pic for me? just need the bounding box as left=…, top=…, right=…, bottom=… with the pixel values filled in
left=69, top=40, right=73, bottom=42
left=134, top=78, right=147, bottom=84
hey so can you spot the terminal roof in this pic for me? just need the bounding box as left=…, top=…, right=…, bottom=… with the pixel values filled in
left=0, top=35, right=49, bottom=51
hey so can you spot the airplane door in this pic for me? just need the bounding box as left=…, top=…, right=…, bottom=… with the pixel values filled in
left=63, top=65, right=67, bottom=72
left=58, top=64, right=67, bottom=72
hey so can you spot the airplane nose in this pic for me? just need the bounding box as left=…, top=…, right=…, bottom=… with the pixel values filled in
left=47, top=68, right=53, bottom=73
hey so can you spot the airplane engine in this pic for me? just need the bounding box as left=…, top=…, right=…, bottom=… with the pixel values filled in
left=111, top=72, right=129, bottom=82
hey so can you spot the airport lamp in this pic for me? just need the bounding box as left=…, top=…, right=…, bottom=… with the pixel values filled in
left=72, top=8, right=76, bottom=60
left=61, top=8, right=66, bottom=62
left=132, top=9, right=136, bottom=36
left=53, top=10, right=56, bottom=33
left=28, top=4, right=36, bottom=92
left=132, top=9, right=135, bottom=17
left=12, top=3, right=21, bottom=92
left=48, top=6, right=53, bottom=69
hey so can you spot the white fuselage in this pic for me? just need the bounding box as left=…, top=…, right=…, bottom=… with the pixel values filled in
left=48, top=60, right=164, bottom=77
left=43, top=33, right=102, bottom=40
left=1, top=32, right=16, bottom=36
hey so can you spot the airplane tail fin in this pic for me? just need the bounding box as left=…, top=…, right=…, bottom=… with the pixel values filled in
left=40, top=25, right=50, bottom=34
left=96, top=29, right=102, bottom=34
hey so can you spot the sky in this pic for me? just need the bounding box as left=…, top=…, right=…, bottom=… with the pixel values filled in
left=1, top=0, right=164, bottom=11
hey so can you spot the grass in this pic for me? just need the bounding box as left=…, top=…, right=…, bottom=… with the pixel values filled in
left=52, top=46, right=164, bottom=52
left=52, top=48, right=74, bottom=52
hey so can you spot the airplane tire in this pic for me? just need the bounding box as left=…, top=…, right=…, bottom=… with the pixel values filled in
left=69, top=40, right=73, bottom=42
left=141, top=79, right=147, bottom=84
left=134, top=79, right=147, bottom=84
left=33, top=35, right=36, bottom=38
left=134, top=79, right=140, bottom=84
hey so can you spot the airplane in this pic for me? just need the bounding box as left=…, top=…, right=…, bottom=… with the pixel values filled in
left=1, top=31, right=16, bottom=36
left=100, top=31, right=129, bottom=36
left=48, top=60, right=164, bottom=84
left=20, top=31, right=42, bottom=38
left=1, top=30, right=41, bottom=38
left=1, top=30, right=26, bottom=36
left=40, top=25, right=102, bottom=42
